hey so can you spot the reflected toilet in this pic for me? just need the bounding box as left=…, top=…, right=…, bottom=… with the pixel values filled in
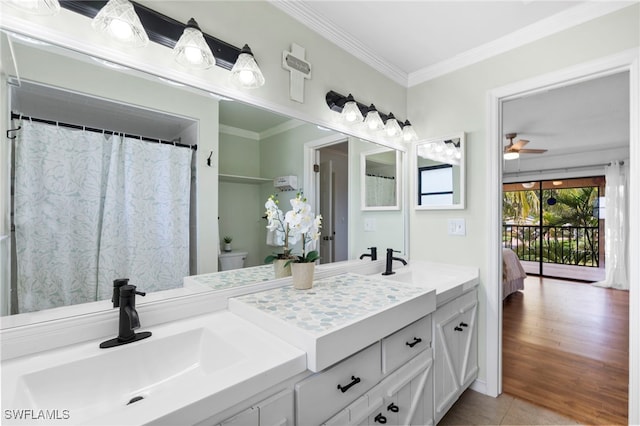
left=219, top=251, right=248, bottom=271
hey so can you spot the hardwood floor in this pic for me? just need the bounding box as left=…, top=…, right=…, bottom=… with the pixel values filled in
left=502, top=276, right=629, bottom=425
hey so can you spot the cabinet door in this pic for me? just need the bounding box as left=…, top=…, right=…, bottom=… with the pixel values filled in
left=257, top=389, right=294, bottom=426
left=433, top=305, right=461, bottom=421
left=457, top=298, right=478, bottom=389
left=220, top=407, right=259, bottom=426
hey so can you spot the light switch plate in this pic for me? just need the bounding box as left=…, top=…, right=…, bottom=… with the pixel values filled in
left=448, top=218, right=466, bottom=236
left=364, top=218, right=376, bottom=232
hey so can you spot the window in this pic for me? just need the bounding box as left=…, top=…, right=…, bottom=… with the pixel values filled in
left=419, top=164, right=453, bottom=206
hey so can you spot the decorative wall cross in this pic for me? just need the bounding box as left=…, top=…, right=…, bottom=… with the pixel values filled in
left=282, top=43, right=311, bottom=103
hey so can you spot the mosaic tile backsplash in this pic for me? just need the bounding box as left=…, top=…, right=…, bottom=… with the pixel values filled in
left=188, top=265, right=275, bottom=290
left=232, top=273, right=429, bottom=334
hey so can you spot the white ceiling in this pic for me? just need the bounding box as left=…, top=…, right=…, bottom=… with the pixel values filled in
left=272, top=1, right=634, bottom=86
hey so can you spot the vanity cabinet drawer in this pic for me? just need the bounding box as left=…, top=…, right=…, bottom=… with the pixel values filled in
left=296, top=342, right=382, bottom=426
left=382, top=315, right=431, bottom=374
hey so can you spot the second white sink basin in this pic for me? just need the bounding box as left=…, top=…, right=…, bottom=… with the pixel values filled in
left=1, top=311, right=306, bottom=425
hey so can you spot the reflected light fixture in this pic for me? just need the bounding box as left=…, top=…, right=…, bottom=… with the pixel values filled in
left=364, top=104, right=384, bottom=131
left=92, top=0, right=148, bottom=47
left=173, top=18, right=215, bottom=69
left=402, top=120, right=418, bottom=142
left=341, top=94, right=364, bottom=123
left=384, top=113, right=401, bottom=138
left=504, top=151, right=519, bottom=160
left=6, top=0, right=60, bottom=15
left=553, top=180, right=563, bottom=186
left=521, top=182, right=535, bottom=189
left=229, top=44, right=265, bottom=89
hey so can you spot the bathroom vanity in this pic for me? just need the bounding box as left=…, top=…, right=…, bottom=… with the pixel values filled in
left=0, top=260, right=478, bottom=426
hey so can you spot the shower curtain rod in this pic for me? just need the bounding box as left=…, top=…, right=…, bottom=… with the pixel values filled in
left=10, top=112, right=197, bottom=151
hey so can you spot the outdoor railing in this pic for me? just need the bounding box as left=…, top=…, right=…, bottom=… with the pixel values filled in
left=502, top=224, right=599, bottom=267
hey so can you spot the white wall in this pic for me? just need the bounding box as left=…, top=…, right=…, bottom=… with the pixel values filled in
left=407, top=4, right=639, bottom=392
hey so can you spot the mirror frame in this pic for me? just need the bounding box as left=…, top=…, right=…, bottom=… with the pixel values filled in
left=360, top=147, right=402, bottom=211
left=413, top=132, right=466, bottom=210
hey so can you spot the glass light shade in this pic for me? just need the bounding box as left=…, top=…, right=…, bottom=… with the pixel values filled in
left=384, top=113, right=401, bottom=138
left=341, top=94, right=363, bottom=123
left=521, top=182, right=535, bottom=189
left=230, top=44, right=265, bottom=89
left=504, top=151, right=520, bottom=160
left=92, top=0, right=148, bottom=47
left=173, top=18, right=215, bottom=69
left=402, top=120, right=418, bottom=142
left=6, top=0, right=59, bottom=15
left=364, top=104, right=384, bottom=131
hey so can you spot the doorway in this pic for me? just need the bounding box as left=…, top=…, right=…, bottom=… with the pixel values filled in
left=486, top=52, right=638, bottom=422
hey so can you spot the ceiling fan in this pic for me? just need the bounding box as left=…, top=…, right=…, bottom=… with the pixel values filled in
left=504, top=133, right=547, bottom=159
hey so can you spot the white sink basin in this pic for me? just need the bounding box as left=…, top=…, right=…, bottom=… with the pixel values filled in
left=1, top=311, right=306, bottom=425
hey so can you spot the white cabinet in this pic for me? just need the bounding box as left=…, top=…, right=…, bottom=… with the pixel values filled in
left=433, top=288, right=478, bottom=423
left=215, top=389, right=294, bottom=426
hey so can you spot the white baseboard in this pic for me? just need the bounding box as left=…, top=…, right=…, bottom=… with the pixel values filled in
left=469, top=379, right=489, bottom=396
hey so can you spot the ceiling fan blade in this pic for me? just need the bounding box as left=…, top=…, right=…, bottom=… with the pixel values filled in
left=518, top=148, right=548, bottom=154
left=512, top=139, right=529, bottom=150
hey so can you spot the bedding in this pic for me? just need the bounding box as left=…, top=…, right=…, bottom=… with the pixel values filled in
left=503, top=248, right=526, bottom=299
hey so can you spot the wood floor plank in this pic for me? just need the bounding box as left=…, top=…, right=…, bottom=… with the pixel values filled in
left=502, top=276, right=629, bottom=425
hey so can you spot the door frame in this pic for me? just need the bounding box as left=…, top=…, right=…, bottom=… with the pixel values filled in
left=485, top=48, right=639, bottom=424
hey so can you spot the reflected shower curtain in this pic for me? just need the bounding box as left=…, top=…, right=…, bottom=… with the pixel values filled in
left=594, top=161, right=629, bottom=290
left=365, top=175, right=396, bottom=207
left=14, top=121, right=192, bottom=313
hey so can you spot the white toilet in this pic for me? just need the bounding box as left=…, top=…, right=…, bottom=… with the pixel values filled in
left=219, top=251, right=248, bottom=271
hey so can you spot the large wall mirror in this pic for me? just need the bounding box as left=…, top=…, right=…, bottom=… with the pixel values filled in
left=361, top=148, right=401, bottom=210
left=0, top=30, right=406, bottom=325
left=414, top=132, right=466, bottom=210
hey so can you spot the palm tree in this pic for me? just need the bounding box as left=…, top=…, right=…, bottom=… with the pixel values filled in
left=503, top=190, right=540, bottom=224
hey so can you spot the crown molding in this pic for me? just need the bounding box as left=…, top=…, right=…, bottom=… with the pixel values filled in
left=219, top=124, right=260, bottom=140
left=269, top=0, right=635, bottom=89
left=268, top=0, right=408, bottom=87
left=407, top=1, right=636, bottom=87
left=260, top=119, right=305, bottom=140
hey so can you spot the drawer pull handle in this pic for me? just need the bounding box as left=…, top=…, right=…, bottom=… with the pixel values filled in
left=460, top=322, right=468, bottom=327
left=405, top=337, right=422, bottom=348
left=454, top=326, right=463, bottom=331
left=337, top=376, right=360, bottom=393
left=374, top=413, right=387, bottom=423
left=387, top=403, right=399, bottom=413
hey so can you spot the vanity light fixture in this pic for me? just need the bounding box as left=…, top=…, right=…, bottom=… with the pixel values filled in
left=229, top=44, right=265, bottom=89
left=503, top=152, right=520, bottom=160
left=173, top=18, right=215, bottom=69
left=6, top=0, right=60, bottom=15
left=341, top=94, right=364, bottom=123
left=364, top=104, right=384, bottom=131
left=92, top=0, right=149, bottom=47
left=384, top=113, right=401, bottom=138
left=402, top=120, right=418, bottom=142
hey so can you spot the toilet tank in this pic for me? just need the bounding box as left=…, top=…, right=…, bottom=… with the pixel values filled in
left=219, top=251, right=248, bottom=271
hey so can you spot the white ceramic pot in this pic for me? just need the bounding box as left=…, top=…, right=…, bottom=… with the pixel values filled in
left=224, top=243, right=232, bottom=252
left=291, top=263, right=314, bottom=290
left=273, top=259, right=292, bottom=278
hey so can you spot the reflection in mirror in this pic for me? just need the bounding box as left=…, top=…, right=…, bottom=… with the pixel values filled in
left=415, top=133, right=466, bottom=210
left=361, top=148, right=400, bottom=210
left=0, top=31, right=406, bottom=324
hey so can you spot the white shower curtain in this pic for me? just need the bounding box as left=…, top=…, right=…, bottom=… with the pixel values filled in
left=365, top=175, right=396, bottom=207
left=14, top=121, right=192, bottom=313
left=594, top=161, right=629, bottom=290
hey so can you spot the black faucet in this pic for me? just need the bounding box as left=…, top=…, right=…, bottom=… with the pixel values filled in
left=359, top=247, right=377, bottom=261
left=382, top=248, right=407, bottom=276
left=100, top=282, right=152, bottom=349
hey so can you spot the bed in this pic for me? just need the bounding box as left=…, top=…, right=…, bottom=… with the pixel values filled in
left=503, top=248, right=526, bottom=299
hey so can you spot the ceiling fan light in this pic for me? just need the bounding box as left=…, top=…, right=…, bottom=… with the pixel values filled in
left=92, top=0, right=148, bottom=47
left=341, top=94, right=363, bottom=123
left=173, top=18, right=215, bottom=69
left=504, top=152, right=520, bottom=160
left=230, top=44, right=265, bottom=88
left=364, top=104, right=384, bottom=131
left=6, top=0, right=60, bottom=15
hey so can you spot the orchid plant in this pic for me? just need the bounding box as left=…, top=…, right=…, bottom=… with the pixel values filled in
left=264, top=193, right=322, bottom=264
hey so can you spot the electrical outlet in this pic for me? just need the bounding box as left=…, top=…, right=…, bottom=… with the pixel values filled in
left=448, top=218, right=466, bottom=236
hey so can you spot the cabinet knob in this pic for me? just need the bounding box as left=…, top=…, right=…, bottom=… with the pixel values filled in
left=337, top=376, right=361, bottom=393
left=387, top=403, right=399, bottom=413
left=405, top=337, right=423, bottom=348
left=454, top=326, right=463, bottom=331
left=374, top=413, right=387, bottom=424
